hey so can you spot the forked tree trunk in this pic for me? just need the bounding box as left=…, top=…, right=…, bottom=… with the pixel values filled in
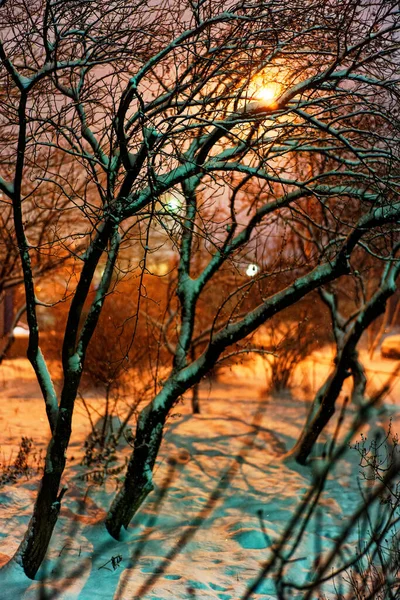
left=12, top=233, right=118, bottom=579
left=105, top=260, right=354, bottom=534
left=287, top=271, right=399, bottom=464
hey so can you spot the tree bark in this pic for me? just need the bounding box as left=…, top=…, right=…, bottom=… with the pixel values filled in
left=13, top=397, right=73, bottom=578
left=350, top=354, right=367, bottom=407
left=105, top=404, right=167, bottom=539
left=0, top=301, right=26, bottom=363
left=191, top=382, right=200, bottom=414
left=285, top=359, right=350, bottom=465
left=13, top=471, right=67, bottom=578
left=12, top=227, right=119, bottom=578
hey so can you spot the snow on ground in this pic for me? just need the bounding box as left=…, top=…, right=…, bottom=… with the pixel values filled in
left=0, top=351, right=399, bottom=599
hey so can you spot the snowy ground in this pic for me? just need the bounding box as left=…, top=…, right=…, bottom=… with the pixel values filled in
left=0, top=351, right=399, bottom=599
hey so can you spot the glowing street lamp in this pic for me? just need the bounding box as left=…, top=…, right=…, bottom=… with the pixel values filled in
left=256, top=81, right=281, bottom=106
left=246, top=72, right=282, bottom=107
left=167, top=195, right=182, bottom=212
left=163, top=190, right=184, bottom=214
left=246, top=263, right=259, bottom=277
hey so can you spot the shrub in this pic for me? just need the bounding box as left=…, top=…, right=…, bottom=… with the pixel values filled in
left=259, top=313, right=325, bottom=394
left=0, top=437, right=40, bottom=487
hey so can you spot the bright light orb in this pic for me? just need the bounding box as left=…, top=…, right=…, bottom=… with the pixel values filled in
left=164, top=191, right=184, bottom=213
left=246, top=263, right=259, bottom=277
left=257, top=81, right=280, bottom=105
left=167, top=196, right=181, bottom=212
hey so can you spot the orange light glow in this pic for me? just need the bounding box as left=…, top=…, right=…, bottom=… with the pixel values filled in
left=246, top=71, right=283, bottom=107
left=256, top=81, right=281, bottom=105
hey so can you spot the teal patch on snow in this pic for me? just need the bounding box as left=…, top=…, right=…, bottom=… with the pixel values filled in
left=210, top=582, right=227, bottom=591
left=232, top=528, right=269, bottom=549
left=254, top=577, right=277, bottom=595
left=187, top=580, right=208, bottom=590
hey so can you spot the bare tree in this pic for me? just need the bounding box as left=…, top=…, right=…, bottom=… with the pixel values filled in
left=278, top=196, right=400, bottom=463
left=286, top=247, right=400, bottom=465
left=0, top=0, right=399, bottom=579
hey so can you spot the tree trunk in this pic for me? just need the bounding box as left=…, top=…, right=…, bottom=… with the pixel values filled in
left=287, top=270, right=399, bottom=464
left=368, top=299, right=391, bottom=359
left=13, top=437, right=69, bottom=578
left=286, top=347, right=367, bottom=465
left=285, top=364, right=349, bottom=464
left=13, top=365, right=83, bottom=578
left=350, top=354, right=367, bottom=407
left=105, top=405, right=167, bottom=539
left=3, top=288, right=14, bottom=335
left=0, top=329, right=15, bottom=363
left=191, top=382, right=200, bottom=414
left=0, top=303, right=26, bottom=364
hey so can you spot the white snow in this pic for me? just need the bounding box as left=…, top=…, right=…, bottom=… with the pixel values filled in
left=0, top=352, right=399, bottom=599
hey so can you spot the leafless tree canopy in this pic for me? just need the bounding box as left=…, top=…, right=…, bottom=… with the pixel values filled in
left=0, top=0, right=400, bottom=582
